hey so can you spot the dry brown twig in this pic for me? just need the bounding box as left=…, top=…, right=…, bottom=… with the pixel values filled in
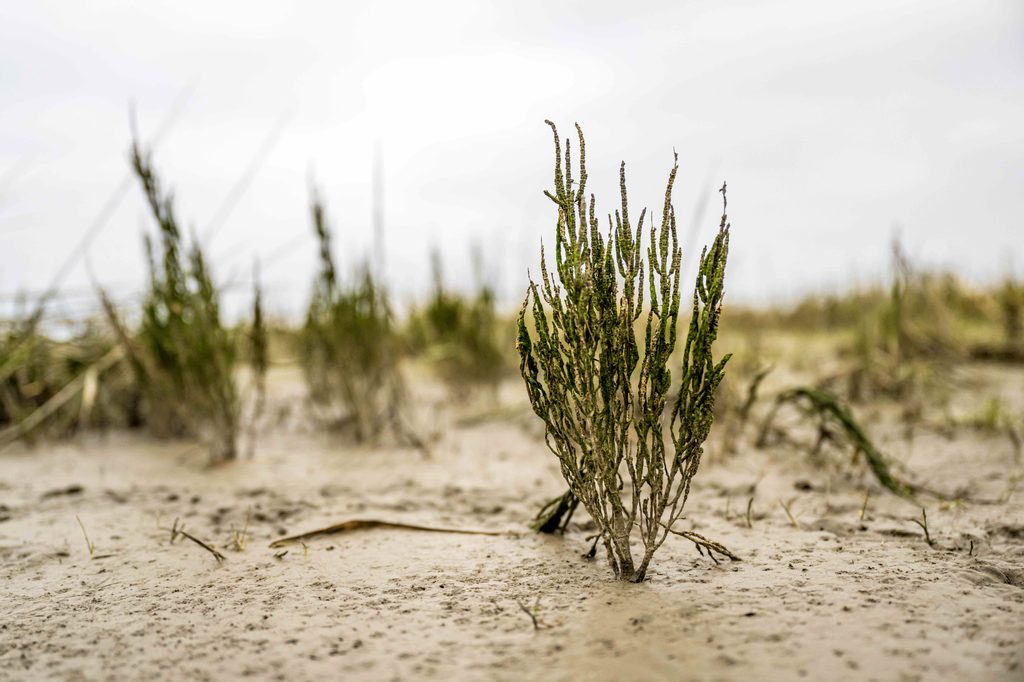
left=163, top=517, right=225, bottom=563
left=268, top=519, right=517, bottom=549
left=177, top=528, right=226, bottom=563
left=516, top=597, right=548, bottom=631
left=911, top=508, right=933, bottom=546
left=660, top=525, right=740, bottom=564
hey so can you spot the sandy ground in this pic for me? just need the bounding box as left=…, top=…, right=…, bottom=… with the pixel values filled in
left=2, top=370, right=1023, bottom=682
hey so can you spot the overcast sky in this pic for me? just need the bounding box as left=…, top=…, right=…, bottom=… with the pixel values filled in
left=1, top=0, right=1022, bottom=320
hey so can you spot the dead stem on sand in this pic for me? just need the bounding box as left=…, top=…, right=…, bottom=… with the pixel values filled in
left=660, top=525, right=740, bottom=563
left=911, top=508, right=933, bottom=547
left=268, top=519, right=517, bottom=548
left=166, top=517, right=225, bottom=563
left=516, top=597, right=544, bottom=631
left=177, top=529, right=226, bottom=563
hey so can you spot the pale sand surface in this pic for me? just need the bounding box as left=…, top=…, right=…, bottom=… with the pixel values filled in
left=2, top=372, right=1023, bottom=682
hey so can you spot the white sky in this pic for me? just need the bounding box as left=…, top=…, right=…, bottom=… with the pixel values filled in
left=1, top=0, right=1022, bottom=320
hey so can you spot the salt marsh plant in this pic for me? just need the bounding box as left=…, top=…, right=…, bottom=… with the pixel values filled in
left=102, top=140, right=266, bottom=462
left=407, top=249, right=509, bottom=395
left=299, top=187, right=405, bottom=442
left=517, top=121, right=732, bottom=582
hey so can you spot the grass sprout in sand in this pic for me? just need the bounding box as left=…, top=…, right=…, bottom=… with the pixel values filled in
left=517, top=121, right=732, bottom=582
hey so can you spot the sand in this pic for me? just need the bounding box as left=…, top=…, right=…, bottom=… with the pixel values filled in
left=2, top=372, right=1023, bottom=682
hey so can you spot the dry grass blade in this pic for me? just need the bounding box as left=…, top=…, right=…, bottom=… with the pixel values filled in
left=779, top=498, right=801, bottom=529
left=75, top=514, right=113, bottom=560
left=76, top=514, right=95, bottom=558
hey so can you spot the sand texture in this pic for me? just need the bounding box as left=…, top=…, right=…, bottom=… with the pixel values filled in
left=2, top=372, right=1023, bottom=682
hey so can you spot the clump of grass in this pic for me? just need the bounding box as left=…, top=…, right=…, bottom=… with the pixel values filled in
left=406, top=248, right=510, bottom=396
left=963, top=276, right=1024, bottom=362
left=997, top=278, right=1023, bottom=348
left=517, top=121, right=732, bottom=582
left=298, top=186, right=407, bottom=443
left=962, top=396, right=1007, bottom=432
left=0, top=320, right=139, bottom=446
left=847, top=239, right=961, bottom=404
left=101, top=139, right=266, bottom=462
left=982, top=277, right=1024, bottom=360
left=1, top=326, right=76, bottom=437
